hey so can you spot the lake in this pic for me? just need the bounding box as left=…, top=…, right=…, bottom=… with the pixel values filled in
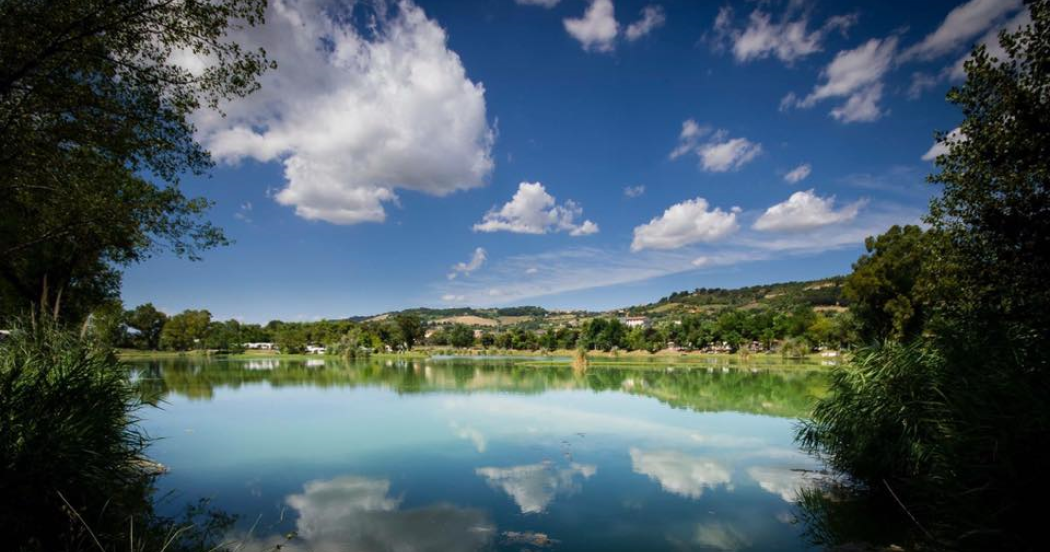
left=131, top=356, right=832, bottom=551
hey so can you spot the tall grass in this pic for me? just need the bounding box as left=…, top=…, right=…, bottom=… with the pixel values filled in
left=797, top=340, right=1048, bottom=549
left=0, top=318, right=238, bottom=552
left=1, top=318, right=150, bottom=550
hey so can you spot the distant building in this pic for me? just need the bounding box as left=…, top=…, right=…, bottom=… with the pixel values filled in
left=305, top=345, right=326, bottom=355
left=620, top=316, right=650, bottom=329
left=243, top=342, right=276, bottom=350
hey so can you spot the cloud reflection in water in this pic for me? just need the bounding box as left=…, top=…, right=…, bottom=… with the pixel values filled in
left=475, top=461, right=597, bottom=514
left=629, top=448, right=732, bottom=499
left=236, top=475, right=495, bottom=552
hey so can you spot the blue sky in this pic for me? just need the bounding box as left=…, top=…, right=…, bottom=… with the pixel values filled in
left=121, top=0, right=1028, bottom=322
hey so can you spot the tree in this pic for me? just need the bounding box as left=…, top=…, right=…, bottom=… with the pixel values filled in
left=800, top=4, right=1050, bottom=547
left=204, top=319, right=244, bottom=352
left=395, top=314, right=423, bottom=349
left=274, top=324, right=307, bottom=354
left=160, top=309, right=211, bottom=351
left=125, top=303, right=167, bottom=350
left=842, top=225, right=928, bottom=342
left=87, top=299, right=127, bottom=348
left=805, top=314, right=836, bottom=348
left=925, top=0, right=1050, bottom=371
left=447, top=324, right=475, bottom=348
left=0, top=0, right=273, bottom=321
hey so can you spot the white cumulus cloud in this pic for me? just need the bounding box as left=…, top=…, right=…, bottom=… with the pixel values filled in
left=473, top=182, right=598, bottom=236
left=753, top=189, right=865, bottom=232
left=631, top=198, right=739, bottom=251
left=783, top=163, right=812, bottom=183
left=564, top=0, right=619, bottom=53
left=448, top=247, right=487, bottom=280
left=670, top=120, right=762, bottom=172
left=194, top=0, right=495, bottom=225
left=625, top=5, right=666, bottom=41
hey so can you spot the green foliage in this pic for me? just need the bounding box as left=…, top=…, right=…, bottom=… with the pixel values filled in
left=86, top=299, right=128, bottom=349
left=842, top=225, right=928, bottom=342
left=798, top=343, right=954, bottom=486
left=394, top=314, right=423, bottom=349
left=446, top=323, right=476, bottom=348
left=273, top=324, right=308, bottom=354
left=648, top=278, right=847, bottom=313
left=801, top=4, right=1050, bottom=547
left=124, top=303, right=167, bottom=350
left=203, top=320, right=245, bottom=353
left=160, top=309, right=212, bottom=351
left=0, top=0, right=273, bottom=321
left=925, top=0, right=1050, bottom=372
left=0, top=317, right=244, bottom=551
left=578, top=318, right=627, bottom=351
left=0, top=318, right=148, bottom=550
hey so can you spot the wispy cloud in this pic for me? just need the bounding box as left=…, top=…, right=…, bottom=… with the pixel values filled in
left=781, top=36, right=898, bottom=123
left=448, top=247, right=487, bottom=280
left=234, top=201, right=253, bottom=223
left=623, top=185, right=646, bottom=198
left=783, top=163, right=812, bottom=184
left=625, top=5, right=666, bottom=41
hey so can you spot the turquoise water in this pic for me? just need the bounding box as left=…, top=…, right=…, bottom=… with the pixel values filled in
left=133, top=357, right=830, bottom=551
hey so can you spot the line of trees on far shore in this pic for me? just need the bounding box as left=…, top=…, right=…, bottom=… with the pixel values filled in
left=89, top=300, right=854, bottom=355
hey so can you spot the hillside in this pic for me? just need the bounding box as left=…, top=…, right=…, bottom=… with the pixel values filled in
left=629, top=276, right=848, bottom=320
left=365, top=276, right=848, bottom=329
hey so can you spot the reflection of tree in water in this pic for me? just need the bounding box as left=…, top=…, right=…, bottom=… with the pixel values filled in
left=794, top=485, right=916, bottom=551
left=131, top=358, right=827, bottom=418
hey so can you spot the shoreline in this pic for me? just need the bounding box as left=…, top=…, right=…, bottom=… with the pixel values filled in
left=117, top=347, right=842, bottom=367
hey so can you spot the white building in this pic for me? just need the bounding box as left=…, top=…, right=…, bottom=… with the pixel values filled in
left=620, top=316, right=650, bottom=329
left=305, top=345, right=327, bottom=355
left=243, top=342, right=276, bottom=350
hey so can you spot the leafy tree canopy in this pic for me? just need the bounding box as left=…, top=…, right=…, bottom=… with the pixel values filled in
left=0, top=0, right=273, bottom=321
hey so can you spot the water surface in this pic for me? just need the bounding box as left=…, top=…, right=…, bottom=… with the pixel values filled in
left=134, top=357, right=829, bottom=551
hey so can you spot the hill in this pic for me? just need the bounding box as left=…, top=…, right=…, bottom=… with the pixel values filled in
left=363, top=277, right=848, bottom=329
